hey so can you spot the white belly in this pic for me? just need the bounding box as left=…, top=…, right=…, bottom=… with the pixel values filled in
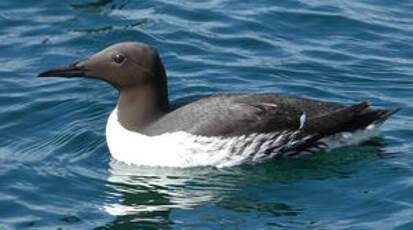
left=106, top=109, right=380, bottom=168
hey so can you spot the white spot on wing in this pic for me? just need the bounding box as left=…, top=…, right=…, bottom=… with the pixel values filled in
left=299, top=112, right=306, bottom=129
left=260, top=103, right=278, bottom=108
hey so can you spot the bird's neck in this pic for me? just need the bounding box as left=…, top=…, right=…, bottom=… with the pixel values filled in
left=116, top=85, right=167, bottom=132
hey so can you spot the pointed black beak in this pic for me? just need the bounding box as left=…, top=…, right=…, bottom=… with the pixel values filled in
left=37, top=62, right=86, bottom=78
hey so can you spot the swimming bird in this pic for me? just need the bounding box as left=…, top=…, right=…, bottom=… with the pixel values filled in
left=37, top=42, right=400, bottom=167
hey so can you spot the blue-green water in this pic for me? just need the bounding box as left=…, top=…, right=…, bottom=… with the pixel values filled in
left=1, top=0, right=412, bottom=229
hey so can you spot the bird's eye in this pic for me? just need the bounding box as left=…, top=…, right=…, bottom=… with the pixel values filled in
left=113, top=54, right=125, bottom=64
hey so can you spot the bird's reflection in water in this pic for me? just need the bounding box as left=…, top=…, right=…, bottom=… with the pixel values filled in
left=103, top=159, right=240, bottom=228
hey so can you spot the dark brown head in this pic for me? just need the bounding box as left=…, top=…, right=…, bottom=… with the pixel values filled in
left=37, top=42, right=169, bottom=109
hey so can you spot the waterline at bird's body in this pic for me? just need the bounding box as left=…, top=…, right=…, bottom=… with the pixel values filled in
left=107, top=108, right=381, bottom=168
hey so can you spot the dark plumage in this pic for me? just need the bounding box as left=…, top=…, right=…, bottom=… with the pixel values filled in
left=145, top=94, right=399, bottom=138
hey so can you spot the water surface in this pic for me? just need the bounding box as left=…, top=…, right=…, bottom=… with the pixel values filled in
left=0, top=0, right=412, bottom=229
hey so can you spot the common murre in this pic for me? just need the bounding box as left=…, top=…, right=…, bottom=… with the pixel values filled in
left=37, top=42, right=400, bottom=167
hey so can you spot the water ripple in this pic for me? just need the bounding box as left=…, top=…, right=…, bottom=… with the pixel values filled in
left=0, top=0, right=412, bottom=229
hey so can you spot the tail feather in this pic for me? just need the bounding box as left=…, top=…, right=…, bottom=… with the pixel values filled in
left=372, top=107, right=401, bottom=125
left=304, top=101, right=370, bottom=136
left=342, top=107, right=401, bottom=132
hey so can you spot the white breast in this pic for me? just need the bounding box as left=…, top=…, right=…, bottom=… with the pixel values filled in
left=106, top=109, right=381, bottom=168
